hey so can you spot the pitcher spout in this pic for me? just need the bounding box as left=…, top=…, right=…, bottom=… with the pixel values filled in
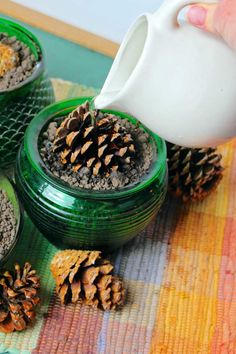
left=94, top=91, right=121, bottom=110
left=95, top=14, right=149, bottom=110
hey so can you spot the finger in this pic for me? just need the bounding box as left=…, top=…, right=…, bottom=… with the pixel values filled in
left=179, top=4, right=218, bottom=33
left=213, top=0, right=236, bottom=50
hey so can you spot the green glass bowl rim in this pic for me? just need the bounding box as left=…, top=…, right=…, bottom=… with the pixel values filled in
left=23, top=97, right=167, bottom=199
left=0, top=18, right=44, bottom=94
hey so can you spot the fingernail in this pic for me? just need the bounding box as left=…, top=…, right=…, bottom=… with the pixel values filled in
left=187, top=5, right=207, bottom=27
left=177, top=6, right=190, bottom=25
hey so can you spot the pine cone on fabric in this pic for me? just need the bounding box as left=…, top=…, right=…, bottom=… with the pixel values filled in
left=0, top=263, right=40, bottom=333
left=0, top=42, right=19, bottom=77
left=51, top=250, right=125, bottom=311
left=167, top=142, right=224, bottom=202
left=53, top=101, right=135, bottom=176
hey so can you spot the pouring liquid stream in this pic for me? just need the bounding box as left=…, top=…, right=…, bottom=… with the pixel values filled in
left=91, top=91, right=121, bottom=111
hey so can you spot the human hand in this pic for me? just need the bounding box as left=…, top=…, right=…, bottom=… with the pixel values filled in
left=181, top=0, right=236, bottom=50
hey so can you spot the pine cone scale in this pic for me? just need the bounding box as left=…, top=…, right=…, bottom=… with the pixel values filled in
left=97, top=275, right=112, bottom=290
left=81, top=141, right=93, bottom=155
left=71, top=281, right=81, bottom=303
left=58, top=283, right=69, bottom=304
left=0, top=318, right=15, bottom=333
left=99, top=262, right=114, bottom=275
left=81, top=267, right=100, bottom=284
left=93, top=161, right=102, bottom=175
left=83, top=251, right=101, bottom=266
left=84, top=284, right=97, bottom=300
left=0, top=309, right=8, bottom=322
left=84, top=126, right=94, bottom=138
left=11, top=314, right=26, bottom=332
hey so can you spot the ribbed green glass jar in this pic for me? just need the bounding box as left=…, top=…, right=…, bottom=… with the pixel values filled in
left=0, top=19, right=54, bottom=168
left=0, top=171, right=23, bottom=266
left=15, top=97, right=167, bottom=251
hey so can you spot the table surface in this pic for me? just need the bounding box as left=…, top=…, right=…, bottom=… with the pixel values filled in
left=1, top=13, right=113, bottom=88
left=1, top=78, right=236, bottom=354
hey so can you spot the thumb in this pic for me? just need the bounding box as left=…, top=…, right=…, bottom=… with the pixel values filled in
left=179, top=4, right=217, bottom=33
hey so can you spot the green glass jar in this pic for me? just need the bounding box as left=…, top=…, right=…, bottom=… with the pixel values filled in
left=15, top=97, right=167, bottom=251
left=0, top=171, right=23, bottom=266
left=0, top=19, right=54, bottom=168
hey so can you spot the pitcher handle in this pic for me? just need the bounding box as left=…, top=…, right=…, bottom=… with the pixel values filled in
left=153, top=0, right=218, bottom=29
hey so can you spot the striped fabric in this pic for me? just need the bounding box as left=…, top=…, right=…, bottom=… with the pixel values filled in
left=1, top=79, right=236, bottom=354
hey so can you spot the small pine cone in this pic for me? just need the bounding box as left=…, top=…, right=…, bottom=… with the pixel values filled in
left=167, top=142, right=224, bottom=202
left=0, top=263, right=40, bottom=333
left=51, top=250, right=125, bottom=311
left=53, top=101, right=135, bottom=176
left=0, top=42, right=19, bottom=77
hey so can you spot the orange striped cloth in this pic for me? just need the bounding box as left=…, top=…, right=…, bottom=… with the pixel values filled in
left=152, top=139, right=236, bottom=353
left=1, top=79, right=236, bottom=354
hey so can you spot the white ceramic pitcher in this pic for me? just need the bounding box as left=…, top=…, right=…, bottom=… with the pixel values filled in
left=95, top=0, right=236, bottom=147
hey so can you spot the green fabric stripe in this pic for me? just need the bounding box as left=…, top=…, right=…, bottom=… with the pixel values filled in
left=0, top=217, right=57, bottom=352
left=0, top=79, right=96, bottom=353
left=0, top=344, right=30, bottom=354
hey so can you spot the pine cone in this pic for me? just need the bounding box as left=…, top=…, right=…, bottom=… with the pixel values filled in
left=51, top=250, right=125, bottom=311
left=167, top=142, right=224, bottom=202
left=0, top=42, right=19, bottom=77
left=0, top=263, right=40, bottom=333
left=53, top=101, right=135, bottom=176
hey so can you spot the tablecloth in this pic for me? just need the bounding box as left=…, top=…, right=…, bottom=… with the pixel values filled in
left=1, top=78, right=236, bottom=354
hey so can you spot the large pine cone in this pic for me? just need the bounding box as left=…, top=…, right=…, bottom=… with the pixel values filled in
left=0, top=263, right=40, bottom=333
left=53, top=101, right=135, bottom=176
left=51, top=250, right=125, bottom=311
left=167, top=143, right=224, bottom=202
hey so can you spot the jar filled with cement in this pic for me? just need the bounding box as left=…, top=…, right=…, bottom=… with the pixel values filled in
left=0, top=19, right=54, bottom=168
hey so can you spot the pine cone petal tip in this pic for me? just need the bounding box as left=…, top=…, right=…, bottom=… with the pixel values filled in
left=51, top=250, right=125, bottom=311
left=0, top=263, right=40, bottom=333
